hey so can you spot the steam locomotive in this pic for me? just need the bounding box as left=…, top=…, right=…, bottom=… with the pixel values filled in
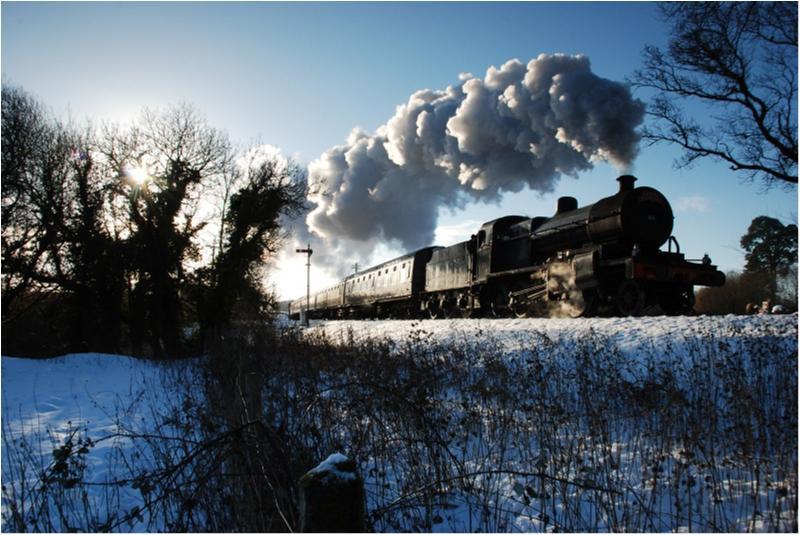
left=290, top=175, right=726, bottom=319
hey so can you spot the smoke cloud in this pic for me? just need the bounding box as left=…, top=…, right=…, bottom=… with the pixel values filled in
left=297, top=54, right=645, bottom=277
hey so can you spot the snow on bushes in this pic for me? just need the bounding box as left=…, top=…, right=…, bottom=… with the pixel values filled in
left=2, top=314, right=797, bottom=532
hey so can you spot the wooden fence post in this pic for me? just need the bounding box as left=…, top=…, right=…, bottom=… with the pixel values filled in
left=298, top=453, right=365, bottom=532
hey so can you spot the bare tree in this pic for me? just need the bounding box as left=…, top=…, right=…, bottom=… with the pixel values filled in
left=1, top=85, right=55, bottom=316
left=95, top=104, right=234, bottom=358
left=633, top=2, right=798, bottom=187
left=2, top=85, right=126, bottom=353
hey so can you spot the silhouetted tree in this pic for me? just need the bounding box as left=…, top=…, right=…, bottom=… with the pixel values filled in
left=96, top=105, right=233, bottom=358
left=740, top=215, right=798, bottom=302
left=198, top=147, right=305, bottom=339
left=1, top=85, right=126, bottom=353
left=2, top=85, right=69, bottom=318
left=4, top=87, right=303, bottom=358
left=64, top=145, right=127, bottom=352
left=633, top=2, right=798, bottom=187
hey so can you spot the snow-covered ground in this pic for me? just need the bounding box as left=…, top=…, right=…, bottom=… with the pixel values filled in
left=2, top=314, right=797, bottom=532
left=2, top=353, right=164, bottom=446
left=297, top=313, right=799, bottom=532
left=1, top=354, right=191, bottom=531
left=303, top=313, right=797, bottom=360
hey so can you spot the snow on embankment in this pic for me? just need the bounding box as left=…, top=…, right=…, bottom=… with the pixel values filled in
left=305, top=313, right=796, bottom=348
left=300, top=314, right=798, bottom=532
left=305, top=313, right=797, bottom=367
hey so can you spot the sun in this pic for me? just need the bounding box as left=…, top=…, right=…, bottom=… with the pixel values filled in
left=125, top=164, right=151, bottom=185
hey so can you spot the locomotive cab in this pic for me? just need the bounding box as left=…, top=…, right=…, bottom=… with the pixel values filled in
left=474, top=215, right=531, bottom=281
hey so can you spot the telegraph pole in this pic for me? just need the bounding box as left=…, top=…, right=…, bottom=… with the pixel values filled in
left=296, top=244, right=313, bottom=326
left=352, top=262, right=359, bottom=274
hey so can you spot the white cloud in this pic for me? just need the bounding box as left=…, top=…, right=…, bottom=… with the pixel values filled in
left=676, top=196, right=711, bottom=213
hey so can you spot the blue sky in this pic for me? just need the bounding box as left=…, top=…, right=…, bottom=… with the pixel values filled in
left=3, top=2, right=796, bottom=299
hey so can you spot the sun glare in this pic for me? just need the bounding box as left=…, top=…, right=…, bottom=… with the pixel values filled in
left=125, top=164, right=150, bottom=185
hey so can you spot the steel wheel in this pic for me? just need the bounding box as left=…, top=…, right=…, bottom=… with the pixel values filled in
left=511, top=302, right=529, bottom=318
left=489, top=286, right=511, bottom=318
left=567, top=289, right=598, bottom=318
left=615, top=281, right=646, bottom=316
left=437, top=297, right=454, bottom=319
left=456, top=293, right=475, bottom=318
left=509, top=290, right=530, bottom=317
left=509, top=282, right=532, bottom=318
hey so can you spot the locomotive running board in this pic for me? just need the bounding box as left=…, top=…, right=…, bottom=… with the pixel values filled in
left=483, top=265, right=539, bottom=280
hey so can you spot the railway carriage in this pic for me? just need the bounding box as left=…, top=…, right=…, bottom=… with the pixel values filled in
left=291, top=247, right=437, bottom=319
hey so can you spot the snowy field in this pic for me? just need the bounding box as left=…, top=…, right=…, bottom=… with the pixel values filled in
left=1, top=355, right=192, bottom=531
left=302, top=313, right=798, bottom=359
left=299, top=314, right=798, bottom=532
left=2, top=313, right=797, bottom=532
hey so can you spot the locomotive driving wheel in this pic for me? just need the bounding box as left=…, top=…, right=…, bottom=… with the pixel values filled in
left=508, top=281, right=532, bottom=318
left=440, top=296, right=456, bottom=319
left=484, top=285, right=511, bottom=318
left=615, top=280, right=647, bottom=316
left=564, top=289, right=598, bottom=318
left=510, top=298, right=528, bottom=318
left=425, top=298, right=441, bottom=319
left=458, top=293, right=476, bottom=318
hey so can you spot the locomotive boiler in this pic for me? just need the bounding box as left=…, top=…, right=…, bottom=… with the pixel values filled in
left=290, top=175, right=725, bottom=320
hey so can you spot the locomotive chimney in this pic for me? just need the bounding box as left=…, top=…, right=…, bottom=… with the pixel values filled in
left=556, top=196, right=578, bottom=214
left=617, top=175, right=637, bottom=193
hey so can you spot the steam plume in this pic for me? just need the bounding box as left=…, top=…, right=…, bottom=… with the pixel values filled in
left=298, top=54, right=645, bottom=277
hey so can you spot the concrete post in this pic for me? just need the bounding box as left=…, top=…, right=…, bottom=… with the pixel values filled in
left=298, top=453, right=365, bottom=532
